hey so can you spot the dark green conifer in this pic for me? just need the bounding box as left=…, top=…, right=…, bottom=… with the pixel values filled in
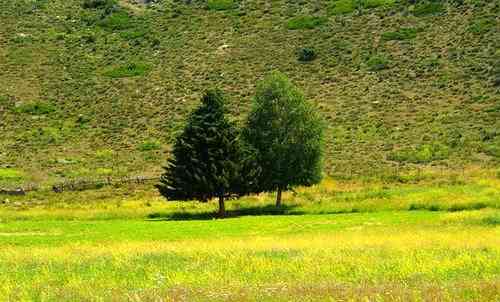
left=156, top=89, right=255, bottom=217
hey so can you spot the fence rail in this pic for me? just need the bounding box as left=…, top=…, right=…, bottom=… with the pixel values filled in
left=0, top=176, right=159, bottom=195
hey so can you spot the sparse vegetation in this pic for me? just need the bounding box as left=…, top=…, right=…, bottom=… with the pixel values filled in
left=0, top=0, right=498, bottom=197
left=382, top=27, right=418, bottom=41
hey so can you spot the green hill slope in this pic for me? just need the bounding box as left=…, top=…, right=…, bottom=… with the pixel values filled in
left=0, top=0, right=499, bottom=185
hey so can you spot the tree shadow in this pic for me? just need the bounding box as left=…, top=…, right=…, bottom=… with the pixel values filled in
left=147, top=204, right=305, bottom=221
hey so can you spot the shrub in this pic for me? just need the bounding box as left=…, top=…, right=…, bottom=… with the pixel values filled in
left=98, top=11, right=133, bottom=30
left=413, top=2, right=445, bottom=16
left=468, top=17, right=496, bottom=34
left=382, top=28, right=418, bottom=41
left=15, top=101, right=55, bottom=115
left=328, top=0, right=356, bottom=15
left=286, top=16, right=326, bottom=30
left=361, top=0, right=395, bottom=9
left=366, top=55, right=389, bottom=71
left=207, top=0, right=236, bottom=10
left=120, top=29, right=147, bottom=40
left=82, top=0, right=115, bottom=9
left=104, top=62, right=150, bottom=78
left=297, top=48, right=317, bottom=62
left=328, top=0, right=394, bottom=14
left=138, top=139, right=161, bottom=151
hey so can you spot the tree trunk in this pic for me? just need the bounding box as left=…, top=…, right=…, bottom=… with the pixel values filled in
left=218, top=195, right=226, bottom=218
left=276, top=187, right=282, bottom=207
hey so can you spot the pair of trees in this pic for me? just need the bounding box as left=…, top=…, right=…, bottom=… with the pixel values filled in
left=156, top=72, right=325, bottom=217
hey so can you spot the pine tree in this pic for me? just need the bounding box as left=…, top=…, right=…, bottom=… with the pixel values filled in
left=243, top=72, right=325, bottom=207
left=156, top=89, right=252, bottom=217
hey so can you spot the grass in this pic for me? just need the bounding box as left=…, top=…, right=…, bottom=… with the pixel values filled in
left=0, top=176, right=499, bottom=300
left=381, top=27, right=418, bottom=41
left=207, top=0, right=237, bottom=11
left=0, top=0, right=499, bottom=186
left=0, top=169, right=24, bottom=182
left=0, top=210, right=498, bottom=300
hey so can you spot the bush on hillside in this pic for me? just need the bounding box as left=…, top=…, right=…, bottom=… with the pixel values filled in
left=207, top=0, right=236, bottom=10
left=328, top=0, right=357, bottom=15
left=98, top=10, right=133, bottom=30
left=361, top=0, right=395, bottom=9
left=286, top=16, right=326, bottom=30
left=15, top=101, right=56, bottom=115
left=413, top=2, right=445, bottom=16
left=366, top=55, right=389, bottom=71
left=297, top=48, right=317, bottom=62
left=468, top=17, right=497, bottom=34
left=82, top=0, right=115, bottom=9
left=104, top=62, right=150, bottom=78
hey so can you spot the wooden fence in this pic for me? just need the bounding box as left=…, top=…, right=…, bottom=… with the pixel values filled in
left=0, top=176, right=159, bottom=195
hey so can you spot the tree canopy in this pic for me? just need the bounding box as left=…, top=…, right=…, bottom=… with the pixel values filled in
left=156, top=89, right=253, bottom=217
left=243, top=72, right=325, bottom=206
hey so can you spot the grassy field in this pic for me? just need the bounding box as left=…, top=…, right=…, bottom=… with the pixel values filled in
left=1, top=175, right=499, bottom=301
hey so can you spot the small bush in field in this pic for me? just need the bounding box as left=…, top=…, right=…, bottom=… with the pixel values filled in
left=382, top=28, right=418, bottom=41
left=286, top=16, right=326, bottom=30
left=15, top=101, right=55, bottom=115
left=82, top=0, right=115, bottom=9
left=98, top=11, right=133, bottom=30
left=328, top=0, right=356, bottom=15
left=413, top=2, right=445, bottom=16
left=297, top=48, right=317, bottom=62
left=366, top=55, right=389, bottom=71
left=104, top=62, right=150, bottom=78
left=361, top=0, right=395, bottom=9
left=207, top=0, right=236, bottom=11
left=468, top=17, right=496, bottom=34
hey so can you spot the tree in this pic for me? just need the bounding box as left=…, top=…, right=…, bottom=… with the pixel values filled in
left=156, top=89, right=253, bottom=217
left=243, top=72, right=325, bottom=207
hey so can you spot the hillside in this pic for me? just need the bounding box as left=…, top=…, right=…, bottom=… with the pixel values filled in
left=0, top=0, right=499, bottom=186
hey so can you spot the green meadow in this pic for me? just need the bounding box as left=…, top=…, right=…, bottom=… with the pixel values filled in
left=1, top=173, right=499, bottom=301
